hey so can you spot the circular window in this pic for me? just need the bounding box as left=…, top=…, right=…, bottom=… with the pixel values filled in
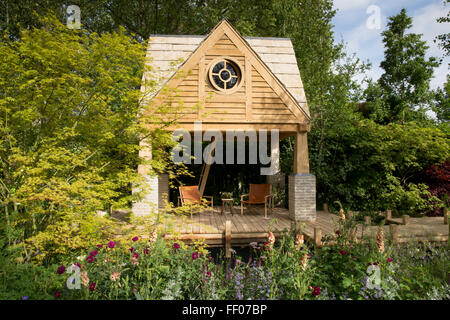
left=208, top=58, right=242, bottom=93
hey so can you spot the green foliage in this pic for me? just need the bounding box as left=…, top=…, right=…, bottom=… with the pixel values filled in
left=368, top=9, right=439, bottom=123
left=0, top=259, right=65, bottom=300
left=0, top=14, right=196, bottom=265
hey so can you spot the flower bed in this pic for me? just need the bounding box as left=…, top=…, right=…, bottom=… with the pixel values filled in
left=1, top=225, right=449, bottom=300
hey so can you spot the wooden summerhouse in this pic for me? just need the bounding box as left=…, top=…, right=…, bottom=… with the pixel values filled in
left=133, top=19, right=316, bottom=225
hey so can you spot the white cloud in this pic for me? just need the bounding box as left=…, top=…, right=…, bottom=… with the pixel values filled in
left=410, top=3, right=449, bottom=88
left=333, top=0, right=376, bottom=12
left=334, top=1, right=449, bottom=89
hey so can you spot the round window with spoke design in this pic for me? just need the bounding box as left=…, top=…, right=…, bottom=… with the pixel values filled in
left=208, top=58, right=242, bottom=93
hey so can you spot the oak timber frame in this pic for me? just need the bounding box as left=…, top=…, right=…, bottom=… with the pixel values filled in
left=135, top=19, right=313, bottom=221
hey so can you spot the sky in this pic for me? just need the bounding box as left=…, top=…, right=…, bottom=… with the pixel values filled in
left=332, top=0, right=449, bottom=89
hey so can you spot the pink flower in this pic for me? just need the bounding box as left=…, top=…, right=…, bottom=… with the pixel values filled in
left=387, top=258, right=393, bottom=262
left=192, top=252, right=199, bottom=260
left=133, top=252, right=139, bottom=259
left=173, top=243, right=180, bottom=250
left=132, top=236, right=139, bottom=242
left=129, top=247, right=134, bottom=253
left=206, top=271, right=211, bottom=277
left=107, top=241, right=116, bottom=249
left=89, top=250, right=98, bottom=256
left=110, top=272, right=120, bottom=281
left=86, top=255, right=94, bottom=263
left=89, top=282, right=96, bottom=291
left=340, top=250, right=347, bottom=255
left=55, top=291, right=61, bottom=298
left=74, top=262, right=81, bottom=268
left=96, top=244, right=103, bottom=249
left=57, top=265, right=66, bottom=274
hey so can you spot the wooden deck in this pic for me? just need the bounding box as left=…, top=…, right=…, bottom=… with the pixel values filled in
left=159, top=207, right=449, bottom=246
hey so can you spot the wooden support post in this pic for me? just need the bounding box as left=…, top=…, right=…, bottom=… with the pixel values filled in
left=402, top=215, right=410, bottom=226
left=294, top=131, right=309, bottom=174
left=390, top=225, right=399, bottom=244
left=314, top=227, right=322, bottom=247
left=386, top=210, right=392, bottom=219
left=347, top=211, right=353, bottom=220
left=225, top=220, right=232, bottom=258
left=364, top=216, right=371, bottom=225
left=444, top=208, right=448, bottom=225
left=323, top=203, right=328, bottom=213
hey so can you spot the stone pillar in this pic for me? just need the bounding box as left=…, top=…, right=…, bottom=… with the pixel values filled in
left=289, top=174, right=316, bottom=221
left=158, top=173, right=169, bottom=210
left=132, top=139, right=169, bottom=216
left=289, top=130, right=316, bottom=221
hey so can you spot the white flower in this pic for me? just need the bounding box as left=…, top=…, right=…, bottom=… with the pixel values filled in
left=77, top=255, right=86, bottom=261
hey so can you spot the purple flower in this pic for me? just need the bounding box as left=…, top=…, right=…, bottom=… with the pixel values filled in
left=133, top=252, right=139, bottom=259
left=107, top=241, right=116, bottom=249
left=86, top=255, right=94, bottom=263
left=74, top=262, right=81, bottom=268
left=132, top=236, right=139, bottom=242
left=173, top=243, right=180, bottom=250
left=192, top=252, right=198, bottom=260
left=128, top=247, right=134, bottom=253
left=22, top=295, right=28, bottom=300
left=55, top=291, right=61, bottom=299
left=89, top=282, right=96, bottom=292
left=96, top=244, right=103, bottom=249
left=340, top=250, right=347, bottom=255
left=387, top=258, right=393, bottom=262
left=89, top=250, right=98, bottom=256
left=144, top=248, right=150, bottom=255
left=57, top=265, right=66, bottom=274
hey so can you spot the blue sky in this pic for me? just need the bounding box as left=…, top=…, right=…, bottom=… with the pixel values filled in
left=332, top=0, right=449, bottom=89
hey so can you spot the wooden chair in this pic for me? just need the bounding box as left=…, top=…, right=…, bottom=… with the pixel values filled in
left=240, top=184, right=273, bottom=218
left=178, top=186, right=214, bottom=215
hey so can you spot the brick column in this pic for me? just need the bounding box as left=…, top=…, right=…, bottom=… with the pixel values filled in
left=289, top=174, right=316, bottom=221
left=289, top=130, right=316, bottom=221
left=132, top=139, right=169, bottom=216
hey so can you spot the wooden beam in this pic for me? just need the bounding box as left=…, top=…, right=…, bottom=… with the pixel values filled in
left=314, top=227, right=322, bottom=247
left=245, top=57, right=252, bottom=120
left=386, top=210, right=392, bottom=219
left=225, top=220, right=232, bottom=258
left=402, top=215, right=410, bottom=226
left=390, top=225, right=399, bottom=244
left=294, top=131, right=309, bottom=174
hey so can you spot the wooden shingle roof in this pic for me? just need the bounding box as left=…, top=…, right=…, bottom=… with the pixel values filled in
left=145, top=34, right=309, bottom=118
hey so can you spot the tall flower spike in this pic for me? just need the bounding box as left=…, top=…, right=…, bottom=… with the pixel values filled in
left=376, top=226, right=384, bottom=253
left=149, top=228, right=157, bottom=243
left=295, top=234, right=304, bottom=248
left=339, top=209, right=346, bottom=222
left=81, top=270, right=89, bottom=287
left=268, top=232, right=275, bottom=246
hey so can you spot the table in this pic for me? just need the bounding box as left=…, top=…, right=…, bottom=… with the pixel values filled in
left=221, top=199, right=233, bottom=215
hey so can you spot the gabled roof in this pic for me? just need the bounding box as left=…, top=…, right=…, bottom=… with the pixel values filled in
left=143, top=19, right=310, bottom=120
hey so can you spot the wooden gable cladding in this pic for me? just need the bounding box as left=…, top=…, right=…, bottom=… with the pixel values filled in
left=149, top=19, right=309, bottom=131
